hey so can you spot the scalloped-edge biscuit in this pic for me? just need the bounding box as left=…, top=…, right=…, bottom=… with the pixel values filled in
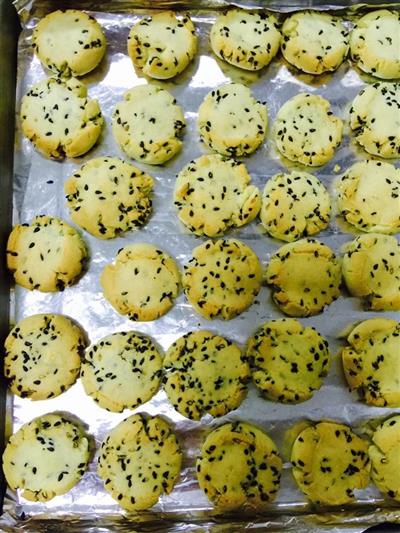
left=163, top=330, right=250, bottom=420
left=183, top=238, right=262, bottom=320
left=81, top=331, right=162, bottom=412
left=349, top=82, right=400, bottom=158
left=274, top=93, right=343, bottom=167
left=128, top=12, right=197, bottom=79
left=291, top=421, right=370, bottom=505
left=65, top=156, right=154, bottom=239
left=247, top=318, right=330, bottom=403
left=174, top=154, right=260, bottom=237
left=3, top=413, right=89, bottom=502
left=21, top=77, right=103, bottom=159
left=196, top=421, right=282, bottom=509
left=265, top=238, right=342, bottom=317
left=32, top=10, right=106, bottom=77
left=350, top=10, right=400, bottom=80
left=112, top=85, right=185, bottom=165
left=198, top=83, right=267, bottom=157
left=97, top=413, right=182, bottom=511
left=336, top=160, right=400, bottom=234
left=342, top=233, right=400, bottom=311
left=281, top=11, right=349, bottom=75
left=100, top=243, right=181, bottom=321
left=6, top=215, right=88, bottom=292
left=341, top=318, right=400, bottom=407
left=210, top=9, right=281, bottom=71
left=260, top=171, right=331, bottom=242
left=369, top=415, right=400, bottom=501
left=4, top=314, right=86, bottom=401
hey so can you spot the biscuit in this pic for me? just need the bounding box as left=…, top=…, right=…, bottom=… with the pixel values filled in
left=369, top=415, right=400, bottom=501
left=128, top=12, right=197, bottom=79
left=265, top=239, right=341, bottom=317
left=281, top=11, right=349, bottom=75
left=6, top=215, right=88, bottom=292
left=32, top=10, right=106, bottom=77
left=112, top=85, right=186, bottom=165
left=210, top=9, right=281, bottom=71
left=21, top=77, right=103, bottom=158
left=198, top=83, right=267, bottom=157
left=350, top=10, right=400, bottom=80
left=291, top=421, right=370, bottom=505
left=336, top=160, right=400, bottom=234
left=183, top=239, right=262, bottom=320
left=65, top=156, right=154, bottom=239
left=274, top=93, right=343, bottom=166
left=163, top=330, right=249, bottom=420
left=98, top=413, right=182, bottom=511
left=2, top=413, right=89, bottom=502
left=349, top=82, right=400, bottom=158
left=4, top=314, right=86, bottom=401
left=174, top=154, right=260, bottom=237
left=100, top=243, right=180, bottom=321
left=81, top=331, right=162, bottom=412
left=260, top=171, right=331, bottom=242
left=341, top=318, right=400, bottom=407
left=342, top=233, right=400, bottom=311
left=196, top=421, right=282, bottom=509
left=247, top=318, right=330, bottom=403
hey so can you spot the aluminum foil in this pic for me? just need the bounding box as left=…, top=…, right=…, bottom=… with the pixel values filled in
left=2, top=1, right=400, bottom=531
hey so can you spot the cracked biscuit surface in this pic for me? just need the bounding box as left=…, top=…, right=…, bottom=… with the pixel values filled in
left=210, top=9, right=281, bottom=71
left=174, top=154, right=260, bottom=237
left=281, top=11, right=349, bottom=74
left=128, top=12, right=197, bottom=79
left=32, top=10, right=106, bottom=77
left=6, top=215, right=87, bottom=292
left=196, top=421, right=282, bottom=509
left=98, top=413, right=182, bottom=511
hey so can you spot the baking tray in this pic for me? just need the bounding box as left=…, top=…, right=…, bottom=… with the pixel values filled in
left=1, top=0, right=400, bottom=531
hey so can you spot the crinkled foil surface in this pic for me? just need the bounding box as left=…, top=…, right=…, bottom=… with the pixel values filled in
left=2, top=0, right=400, bottom=531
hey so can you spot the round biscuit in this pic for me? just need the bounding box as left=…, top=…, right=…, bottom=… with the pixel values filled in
left=81, top=331, right=162, bottom=412
left=3, top=413, right=89, bottom=502
left=183, top=238, right=262, bottom=320
left=274, top=93, right=343, bottom=167
left=260, top=171, right=331, bottom=242
left=163, top=330, right=250, bottom=420
left=265, top=238, right=342, bottom=316
left=100, top=243, right=181, bottom=321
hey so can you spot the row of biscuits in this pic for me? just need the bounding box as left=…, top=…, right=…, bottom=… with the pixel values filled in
left=32, top=9, right=400, bottom=80
left=7, top=227, right=400, bottom=315
left=4, top=412, right=400, bottom=510
left=20, top=78, right=400, bottom=162
left=5, top=314, right=399, bottom=410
